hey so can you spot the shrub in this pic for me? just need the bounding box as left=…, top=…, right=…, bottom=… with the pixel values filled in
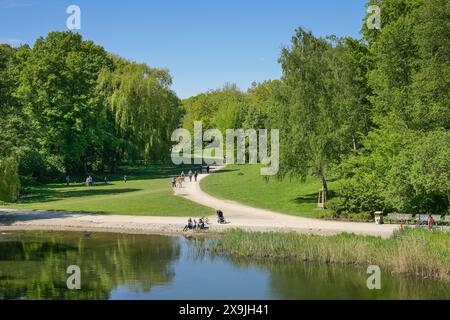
left=0, top=157, right=20, bottom=202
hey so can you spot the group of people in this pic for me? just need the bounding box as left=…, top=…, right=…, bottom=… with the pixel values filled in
left=172, top=169, right=199, bottom=188
left=183, top=216, right=208, bottom=231
left=182, top=210, right=227, bottom=232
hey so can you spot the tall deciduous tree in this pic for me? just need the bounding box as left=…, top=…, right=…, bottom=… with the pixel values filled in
left=17, top=32, right=113, bottom=174
left=98, top=61, right=182, bottom=170
left=276, top=29, right=370, bottom=194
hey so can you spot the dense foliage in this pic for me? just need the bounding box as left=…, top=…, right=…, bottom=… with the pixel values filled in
left=0, top=32, right=182, bottom=183
left=183, top=0, right=449, bottom=215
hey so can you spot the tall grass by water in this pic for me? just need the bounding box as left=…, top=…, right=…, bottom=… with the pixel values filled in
left=209, top=228, right=450, bottom=280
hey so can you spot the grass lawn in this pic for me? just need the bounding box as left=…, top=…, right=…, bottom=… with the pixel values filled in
left=201, top=164, right=336, bottom=218
left=1, top=164, right=213, bottom=216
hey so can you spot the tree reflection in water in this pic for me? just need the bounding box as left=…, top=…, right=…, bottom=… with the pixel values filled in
left=1, top=232, right=448, bottom=300
left=0, top=232, right=180, bottom=299
left=221, top=256, right=449, bottom=300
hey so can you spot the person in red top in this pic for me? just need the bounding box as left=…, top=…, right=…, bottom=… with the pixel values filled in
left=427, top=214, right=434, bottom=230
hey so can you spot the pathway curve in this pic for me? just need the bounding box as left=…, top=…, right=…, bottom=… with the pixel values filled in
left=0, top=166, right=398, bottom=237
left=174, top=166, right=398, bottom=238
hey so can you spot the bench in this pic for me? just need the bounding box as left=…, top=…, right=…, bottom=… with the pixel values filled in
left=387, top=213, right=413, bottom=224
left=200, top=166, right=208, bottom=174
left=416, top=214, right=428, bottom=226
left=416, top=214, right=442, bottom=226
left=431, top=215, right=442, bottom=223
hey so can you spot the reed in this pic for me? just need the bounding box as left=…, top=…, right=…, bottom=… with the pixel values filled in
left=209, top=228, right=450, bottom=280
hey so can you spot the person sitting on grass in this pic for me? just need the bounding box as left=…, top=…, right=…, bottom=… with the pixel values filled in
left=198, top=218, right=206, bottom=230
left=183, top=218, right=193, bottom=231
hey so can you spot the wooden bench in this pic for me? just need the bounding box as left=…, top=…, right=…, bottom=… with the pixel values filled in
left=387, top=213, right=413, bottom=224
left=416, top=214, right=428, bottom=226
left=416, top=214, right=442, bottom=226
left=431, top=215, right=442, bottom=224
left=200, top=166, right=210, bottom=174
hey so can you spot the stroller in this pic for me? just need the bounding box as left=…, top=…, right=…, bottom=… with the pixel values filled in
left=216, top=210, right=226, bottom=224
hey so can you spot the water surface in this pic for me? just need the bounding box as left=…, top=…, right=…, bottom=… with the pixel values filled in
left=0, top=231, right=447, bottom=299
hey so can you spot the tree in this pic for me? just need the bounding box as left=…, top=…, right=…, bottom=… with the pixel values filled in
left=276, top=29, right=371, bottom=195
left=0, top=157, right=20, bottom=202
left=97, top=60, right=182, bottom=169
left=333, top=0, right=450, bottom=215
left=0, top=44, right=32, bottom=160
left=182, top=84, right=247, bottom=134
left=17, top=31, right=113, bottom=174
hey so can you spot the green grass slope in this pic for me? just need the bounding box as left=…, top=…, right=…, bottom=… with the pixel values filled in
left=201, top=164, right=336, bottom=218
left=3, top=165, right=213, bottom=216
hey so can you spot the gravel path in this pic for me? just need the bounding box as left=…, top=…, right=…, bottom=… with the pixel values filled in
left=0, top=166, right=398, bottom=237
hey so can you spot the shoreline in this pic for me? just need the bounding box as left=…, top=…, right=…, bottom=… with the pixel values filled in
left=0, top=224, right=218, bottom=238
left=0, top=209, right=394, bottom=238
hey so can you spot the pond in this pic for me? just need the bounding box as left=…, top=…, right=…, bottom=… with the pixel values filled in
left=0, top=231, right=448, bottom=300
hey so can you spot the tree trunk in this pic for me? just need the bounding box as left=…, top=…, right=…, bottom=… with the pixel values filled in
left=352, top=134, right=357, bottom=151
left=111, top=159, right=117, bottom=174
left=321, top=174, right=328, bottom=195
left=319, top=166, right=328, bottom=196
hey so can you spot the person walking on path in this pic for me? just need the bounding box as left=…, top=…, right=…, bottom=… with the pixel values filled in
left=177, top=176, right=183, bottom=188
left=188, top=170, right=193, bottom=182
left=206, top=166, right=210, bottom=174
left=171, top=176, right=176, bottom=188
left=194, top=170, right=198, bottom=182
left=181, top=171, right=185, bottom=182
left=124, top=175, right=128, bottom=183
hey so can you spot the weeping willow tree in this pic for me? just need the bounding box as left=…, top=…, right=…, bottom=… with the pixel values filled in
left=0, top=157, right=20, bottom=202
left=98, top=60, right=183, bottom=170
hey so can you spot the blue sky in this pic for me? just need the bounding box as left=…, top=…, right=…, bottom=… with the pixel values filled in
left=1, top=0, right=368, bottom=98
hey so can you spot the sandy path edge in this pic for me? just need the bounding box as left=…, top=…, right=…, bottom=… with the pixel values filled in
left=174, top=165, right=399, bottom=238
left=0, top=166, right=399, bottom=238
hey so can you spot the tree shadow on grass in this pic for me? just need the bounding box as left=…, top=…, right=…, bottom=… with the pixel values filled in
left=291, top=190, right=336, bottom=204
left=209, top=169, right=239, bottom=174
left=17, top=188, right=141, bottom=204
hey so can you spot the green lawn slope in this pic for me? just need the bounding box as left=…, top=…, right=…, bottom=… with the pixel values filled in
left=201, top=164, right=336, bottom=218
left=2, top=165, right=213, bottom=217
